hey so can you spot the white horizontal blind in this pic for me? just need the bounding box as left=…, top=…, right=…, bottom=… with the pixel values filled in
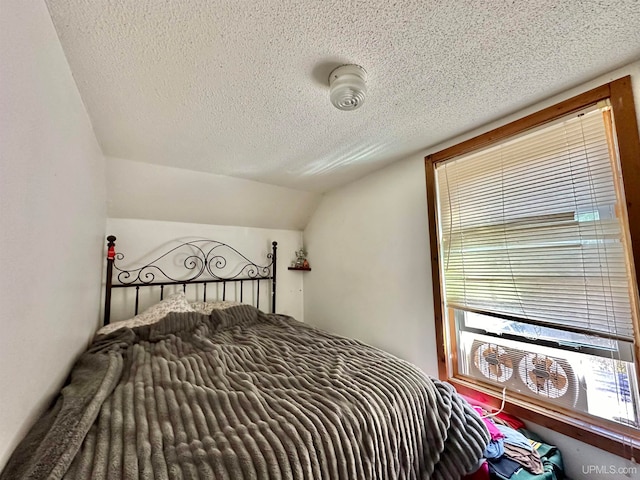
left=436, top=105, right=634, bottom=340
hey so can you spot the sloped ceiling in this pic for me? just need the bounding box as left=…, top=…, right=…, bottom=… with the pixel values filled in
left=46, top=0, right=640, bottom=193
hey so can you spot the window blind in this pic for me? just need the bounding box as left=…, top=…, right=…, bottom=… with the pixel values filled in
left=435, top=104, right=635, bottom=341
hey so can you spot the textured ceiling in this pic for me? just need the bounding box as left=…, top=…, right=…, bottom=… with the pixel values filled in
left=46, top=0, right=640, bottom=193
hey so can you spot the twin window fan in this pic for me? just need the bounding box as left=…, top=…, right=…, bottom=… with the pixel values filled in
left=433, top=101, right=640, bottom=431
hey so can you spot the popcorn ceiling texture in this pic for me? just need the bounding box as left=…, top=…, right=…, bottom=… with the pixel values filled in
left=46, top=0, right=640, bottom=193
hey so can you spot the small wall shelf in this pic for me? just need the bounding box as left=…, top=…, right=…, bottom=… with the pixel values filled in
left=288, top=266, right=311, bottom=271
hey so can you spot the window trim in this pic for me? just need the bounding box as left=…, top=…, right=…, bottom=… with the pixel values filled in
left=425, top=76, right=640, bottom=459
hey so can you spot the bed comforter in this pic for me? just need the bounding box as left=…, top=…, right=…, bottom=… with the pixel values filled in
left=2, top=305, right=489, bottom=480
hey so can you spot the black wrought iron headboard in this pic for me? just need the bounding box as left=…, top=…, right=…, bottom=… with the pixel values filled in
left=103, top=235, right=277, bottom=326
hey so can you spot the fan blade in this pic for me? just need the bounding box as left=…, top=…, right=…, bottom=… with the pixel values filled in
left=528, top=370, right=538, bottom=386
left=484, top=346, right=497, bottom=359
left=498, top=355, right=513, bottom=369
left=551, top=372, right=567, bottom=390
left=529, top=370, right=546, bottom=390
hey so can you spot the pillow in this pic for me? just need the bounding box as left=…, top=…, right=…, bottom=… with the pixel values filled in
left=97, top=291, right=194, bottom=336
left=190, top=300, right=242, bottom=315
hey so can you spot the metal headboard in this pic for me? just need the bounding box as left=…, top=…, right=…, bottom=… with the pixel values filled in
left=103, top=235, right=277, bottom=326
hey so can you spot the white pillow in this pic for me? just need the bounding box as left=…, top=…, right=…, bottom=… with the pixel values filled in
left=97, top=291, right=194, bottom=336
left=190, top=300, right=242, bottom=315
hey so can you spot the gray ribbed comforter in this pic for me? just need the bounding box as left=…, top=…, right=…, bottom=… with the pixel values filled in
left=2, top=305, right=489, bottom=479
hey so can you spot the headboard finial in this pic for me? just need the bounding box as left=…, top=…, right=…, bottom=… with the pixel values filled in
left=106, top=235, right=117, bottom=260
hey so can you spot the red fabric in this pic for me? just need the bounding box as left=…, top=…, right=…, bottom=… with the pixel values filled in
left=462, top=460, right=489, bottom=480
left=495, top=411, right=525, bottom=430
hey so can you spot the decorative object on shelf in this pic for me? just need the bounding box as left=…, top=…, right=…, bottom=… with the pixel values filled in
left=289, top=248, right=311, bottom=271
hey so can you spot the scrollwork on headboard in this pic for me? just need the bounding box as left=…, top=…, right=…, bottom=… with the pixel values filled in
left=103, top=236, right=277, bottom=326
left=113, top=240, right=274, bottom=284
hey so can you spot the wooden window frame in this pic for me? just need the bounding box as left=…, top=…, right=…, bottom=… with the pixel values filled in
left=425, top=76, right=640, bottom=459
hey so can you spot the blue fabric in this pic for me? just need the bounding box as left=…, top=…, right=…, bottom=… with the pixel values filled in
left=484, top=438, right=504, bottom=459
left=497, top=424, right=533, bottom=451
left=489, top=456, right=521, bottom=479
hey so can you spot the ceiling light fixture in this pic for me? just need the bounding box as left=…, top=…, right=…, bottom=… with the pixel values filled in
left=329, top=65, right=367, bottom=111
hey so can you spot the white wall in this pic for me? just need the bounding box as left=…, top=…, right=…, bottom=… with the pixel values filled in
left=106, top=219, right=305, bottom=322
left=108, top=156, right=321, bottom=231
left=303, top=158, right=438, bottom=375
left=303, top=60, right=640, bottom=477
left=0, top=0, right=106, bottom=471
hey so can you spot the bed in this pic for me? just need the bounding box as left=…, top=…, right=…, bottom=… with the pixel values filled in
left=1, top=236, right=489, bottom=480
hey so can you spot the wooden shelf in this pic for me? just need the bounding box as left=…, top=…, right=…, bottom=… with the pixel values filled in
left=288, top=266, right=311, bottom=271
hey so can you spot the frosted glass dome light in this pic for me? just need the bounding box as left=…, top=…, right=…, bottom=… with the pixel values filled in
left=329, top=65, right=367, bottom=111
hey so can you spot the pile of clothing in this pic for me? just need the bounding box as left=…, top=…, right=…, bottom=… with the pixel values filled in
left=464, top=409, right=567, bottom=480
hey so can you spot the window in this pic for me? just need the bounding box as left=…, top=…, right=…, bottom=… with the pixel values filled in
left=425, top=77, right=640, bottom=459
